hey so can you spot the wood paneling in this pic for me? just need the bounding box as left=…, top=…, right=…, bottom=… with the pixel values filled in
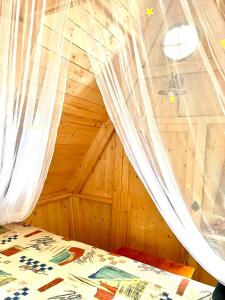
left=81, top=134, right=115, bottom=198
left=35, top=6, right=109, bottom=197
left=29, top=129, right=217, bottom=286
left=41, top=122, right=99, bottom=195
left=69, top=196, right=112, bottom=250
left=68, top=131, right=217, bottom=286
left=26, top=195, right=71, bottom=238
left=69, top=119, right=114, bottom=193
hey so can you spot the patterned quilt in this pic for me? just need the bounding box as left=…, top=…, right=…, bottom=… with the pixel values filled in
left=0, top=223, right=214, bottom=300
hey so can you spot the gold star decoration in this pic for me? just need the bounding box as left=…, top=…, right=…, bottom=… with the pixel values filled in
left=169, top=95, right=175, bottom=104
left=220, top=39, right=225, bottom=48
left=146, top=8, right=154, bottom=16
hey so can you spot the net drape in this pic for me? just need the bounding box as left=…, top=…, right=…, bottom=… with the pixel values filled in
left=80, top=0, right=225, bottom=283
left=0, top=0, right=72, bottom=223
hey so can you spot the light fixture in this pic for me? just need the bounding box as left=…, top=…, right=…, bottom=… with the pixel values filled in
left=162, top=23, right=199, bottom=61
left=158, top=72, right=185, bottom=96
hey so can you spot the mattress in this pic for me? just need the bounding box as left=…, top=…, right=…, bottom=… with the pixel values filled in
left=0, top=223, right=214, bottom=299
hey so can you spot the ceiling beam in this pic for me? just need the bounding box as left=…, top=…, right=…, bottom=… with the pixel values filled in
left=69, top=119, right=115, bottom=193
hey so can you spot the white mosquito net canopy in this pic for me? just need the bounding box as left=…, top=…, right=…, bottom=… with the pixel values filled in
left=0, top=0, right=73, bottom=223
left=78, top=0, right=225, bottom=283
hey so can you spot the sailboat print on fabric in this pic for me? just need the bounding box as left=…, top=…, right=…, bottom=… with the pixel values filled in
left=70, top=266, right=149, bottom=300
left=49, top=247, right=85, bottom=266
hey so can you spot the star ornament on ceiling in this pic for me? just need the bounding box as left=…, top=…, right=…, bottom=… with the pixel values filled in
left=169, top=95, right=175, bottom=104
left=146, top=8, right=154, bottom=16
left=220, top=39, right=225, bottom=48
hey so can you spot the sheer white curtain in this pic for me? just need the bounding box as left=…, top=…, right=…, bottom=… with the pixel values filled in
left=0, top=0, right=72, bottom=223
left=80, top=0, right=225, bottom=283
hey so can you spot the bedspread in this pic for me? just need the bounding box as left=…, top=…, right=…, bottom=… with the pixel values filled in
left=0, top=224, right=214, bottom=300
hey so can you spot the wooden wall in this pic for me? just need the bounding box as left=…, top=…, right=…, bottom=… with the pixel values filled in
left=27, top=129, right=217, bottom=287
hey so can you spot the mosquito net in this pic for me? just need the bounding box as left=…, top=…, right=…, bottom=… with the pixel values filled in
left=0, top=0, right=73, bottom=223
left=79, top=0, right=225, bottom=283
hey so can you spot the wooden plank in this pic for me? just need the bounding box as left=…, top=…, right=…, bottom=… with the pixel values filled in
left=61, top=112, right=103, bottom=128
left=69, top=196, right=112, bottom=249
left=56, top=122, right=99, bottom=145
left=68, top=196, right=84, bottom=241
left=118, top=0, right=143, bottom=22
left=66, top=79, right=104, bottom=106
left=74, top=193, right=112, bottom=205
left=69, top=119, right=115, bottom=193
left=68, top=6, right=119, bottom=53
left=44, top=12, right=115, bottom=56
left=26, top=62, right=97, bottom=103
left=184, top=127, right=196, bottom=207
left=48, top=143, right=90, bottom=173
left=32, top=46, right=97, bottom=90
left=41, top=171, right=74, bottom=195
left=67, top=61, right=98, bottom=90
left=38, top=25, right=92, bottom=70
left=79, top=0, right=127, bottom=42
left=80, top=198, right=112, bottom=250
left=178, top=72, right=224, bottom=117
left=191, top=124, right=208, bottom=225
left=40, top=119, right=100, bottom=197
left=25, top=206, right=44, bottom=228
left=110, top=135, right=130, bottom=249
left=159, top=124, right=193, bottom=132
left=81, top=135, right=115, bottom=198
left=38, top=192, right=72, bottom=206
left=67, top=196, right=75, bottom=238
left=64, top=94, right=107, bottom=115
left=63, top=104, right=107, bottom=122
left=119, top=153, right=130, bottom=247
left=163, top=130, right=188, bottom=197
left=26, top=197, right=70, bottom=238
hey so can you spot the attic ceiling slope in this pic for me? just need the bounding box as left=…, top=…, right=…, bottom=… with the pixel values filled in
left=40, top=0, right=224, bottom=200
left=38, top=0, right=177, bottom=199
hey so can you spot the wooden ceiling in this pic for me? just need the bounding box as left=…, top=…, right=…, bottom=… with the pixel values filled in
left=39, top=0, right=224, bottom=199
left=39, top=0, right=144, bottom=198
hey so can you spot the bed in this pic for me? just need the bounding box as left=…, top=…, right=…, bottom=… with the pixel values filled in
left=0, top=223, right=214, bottom=299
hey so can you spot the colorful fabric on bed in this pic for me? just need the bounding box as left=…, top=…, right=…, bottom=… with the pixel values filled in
left=0, top=224, right=214, bottom=300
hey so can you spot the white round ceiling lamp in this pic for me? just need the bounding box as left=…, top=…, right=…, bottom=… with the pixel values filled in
left=163, top=23, right=199, bottom=61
